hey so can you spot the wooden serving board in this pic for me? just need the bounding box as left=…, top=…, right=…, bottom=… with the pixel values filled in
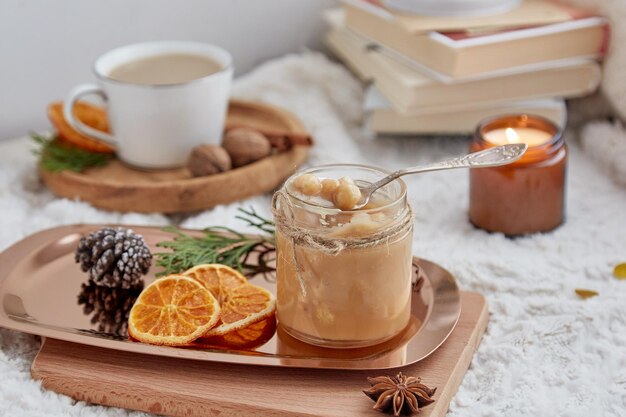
left=40, top=100, right=310, bottom=214
left=31, top=291, right=488, bottom=417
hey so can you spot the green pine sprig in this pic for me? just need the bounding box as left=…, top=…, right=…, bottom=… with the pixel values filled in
left=154, top=207, right=276, bottom=280
left=32, top=132, right=112, bottom=172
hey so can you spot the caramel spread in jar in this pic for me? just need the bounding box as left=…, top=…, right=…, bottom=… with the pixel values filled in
left=273, top=165, right=413, bottom=348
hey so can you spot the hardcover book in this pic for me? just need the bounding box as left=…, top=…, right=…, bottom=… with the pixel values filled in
left=325, top=11, right=601, bottom=112
left=347, top=0, right=575, bottom=33
left=364, top=87, right=567, bottom=134
left=343, top=1, right=608, bottom=79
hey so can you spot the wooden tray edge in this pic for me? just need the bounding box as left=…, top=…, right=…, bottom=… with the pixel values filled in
left=40, top=146, right=308, bottom=213
left=427, top=291, right=488, bottom=417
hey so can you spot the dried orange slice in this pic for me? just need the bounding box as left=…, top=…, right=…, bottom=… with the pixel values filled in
left=206, top=282, right=276, bottom=335
left=47, top=101, right=115, bottom=154
left=183, top=264, right=247, bottom=303
left=128, top=275, right=220, bottom=346
left=194, top=314, right=277, bottom=349
left=183, top=264, right=276, bottom=336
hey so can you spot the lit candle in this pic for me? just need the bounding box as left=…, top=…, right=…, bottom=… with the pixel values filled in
left=469, top=115, right=567, bottom=236
left=483, top=127, right=553, bottom=147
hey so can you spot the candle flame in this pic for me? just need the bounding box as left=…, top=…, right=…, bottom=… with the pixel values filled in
left=505, top=128, right=520, bottom=144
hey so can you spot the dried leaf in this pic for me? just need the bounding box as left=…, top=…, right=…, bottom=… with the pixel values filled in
left=613, top=263, right=626, bottom=280
left=575, top=289, right=599, bottom=299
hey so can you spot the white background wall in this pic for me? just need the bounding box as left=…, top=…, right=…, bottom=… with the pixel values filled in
left=0, top=0, right=337, bottom=140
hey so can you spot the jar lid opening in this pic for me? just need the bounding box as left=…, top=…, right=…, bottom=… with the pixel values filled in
left=285, top=163, right=407, bottom=214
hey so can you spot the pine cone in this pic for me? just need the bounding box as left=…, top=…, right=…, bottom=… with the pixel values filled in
left=75, top=227, right=152, bottom=288
left=78, top=281, right=143, bottom=336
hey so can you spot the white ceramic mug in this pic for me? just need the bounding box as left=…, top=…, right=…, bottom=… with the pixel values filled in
left=64, top=41, right=233, bottom=169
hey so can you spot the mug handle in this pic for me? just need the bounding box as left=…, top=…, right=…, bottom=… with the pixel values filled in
left=63, top=84, right=117, bottom=147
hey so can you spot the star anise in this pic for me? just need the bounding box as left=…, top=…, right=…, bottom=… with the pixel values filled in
left=363, top=372, right=436, bottom=416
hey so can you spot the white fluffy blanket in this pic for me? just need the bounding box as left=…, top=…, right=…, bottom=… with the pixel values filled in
left=1, top=53, right=626, bottom=417
left=563, top=0, right=626, bottom=185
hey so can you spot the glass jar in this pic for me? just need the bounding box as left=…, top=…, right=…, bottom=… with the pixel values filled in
left=469, top=114, right=567, bottom=236
left=272, top=164, right=413, bottom=348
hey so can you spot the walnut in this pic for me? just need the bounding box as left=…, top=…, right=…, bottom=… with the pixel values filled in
left=223, top=128, right=271, bottom=167
left=187, top=144, right=232, bottom=177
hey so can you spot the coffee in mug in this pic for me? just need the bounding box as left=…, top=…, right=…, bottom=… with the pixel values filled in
left=63, top=41, right=233, bottom=169
left=107, top=53, right=223, bottom=85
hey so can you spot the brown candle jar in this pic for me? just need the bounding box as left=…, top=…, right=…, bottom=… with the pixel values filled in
left=469, top=115, right=567, bottom=236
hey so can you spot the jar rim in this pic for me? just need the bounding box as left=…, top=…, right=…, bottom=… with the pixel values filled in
left=284, top=163, right=408, bottom=214
left=474, top=114, right=564, bottom=165
left=475, top=113, right=563, bottom=150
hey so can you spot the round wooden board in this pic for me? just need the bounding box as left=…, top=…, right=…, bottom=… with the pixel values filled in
left=40, top=100, right=310, bottom=213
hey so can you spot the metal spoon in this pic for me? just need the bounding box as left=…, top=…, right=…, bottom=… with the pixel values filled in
left=353, top=143, right=528, bottom=209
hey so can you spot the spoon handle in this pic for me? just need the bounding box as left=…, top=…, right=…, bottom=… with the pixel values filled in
left=368, top=143, right=528, bottom=192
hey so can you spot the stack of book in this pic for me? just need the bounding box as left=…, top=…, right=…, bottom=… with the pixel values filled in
left=324, top=0, right=609, bottom=135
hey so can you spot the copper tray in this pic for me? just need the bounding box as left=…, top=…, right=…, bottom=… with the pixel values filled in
left=0, top=225, right=461, bottom=370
